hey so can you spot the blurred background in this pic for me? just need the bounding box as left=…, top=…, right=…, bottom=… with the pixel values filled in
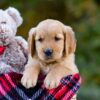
left=0, top=0, right=100, bottom=99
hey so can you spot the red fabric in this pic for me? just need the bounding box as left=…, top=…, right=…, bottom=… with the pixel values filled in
left=0, top=46, right=6, bottom=55
left=0, top=72, right=81, bottom=100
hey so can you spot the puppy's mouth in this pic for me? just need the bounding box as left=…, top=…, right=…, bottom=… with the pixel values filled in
left=42, top=58, right=57, bottom=64
left=41, top=56, right=57, bottom=64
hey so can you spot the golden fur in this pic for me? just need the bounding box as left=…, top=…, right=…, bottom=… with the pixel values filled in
left=21, top=19, right=79, bottom=91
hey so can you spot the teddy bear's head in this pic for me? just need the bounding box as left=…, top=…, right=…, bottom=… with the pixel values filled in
left=0, top=7, right=23, bottom=46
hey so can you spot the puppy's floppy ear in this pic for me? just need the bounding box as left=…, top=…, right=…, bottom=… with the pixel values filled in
left=5, top=7, right=23, bottom=27
left=63, top=26, right=76, bottom=56
left=28, top=28, right=36, bottom=57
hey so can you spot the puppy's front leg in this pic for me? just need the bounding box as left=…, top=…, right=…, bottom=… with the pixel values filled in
left=21, top=57, right=40, bottom=89
left=44, top=65, right=72, bottom=89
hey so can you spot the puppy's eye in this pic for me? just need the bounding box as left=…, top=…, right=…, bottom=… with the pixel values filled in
left=54, top=37, right=61, bottom=41
left=37, top=38, right=44, bottom=42
left=1, top=21, right=6, bottom=24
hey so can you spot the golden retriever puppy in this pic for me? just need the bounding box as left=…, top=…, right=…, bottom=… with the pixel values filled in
left=21, top=19, right=79, bottom=90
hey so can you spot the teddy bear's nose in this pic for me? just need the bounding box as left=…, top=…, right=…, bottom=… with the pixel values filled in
left=0, top=28, right=5, bottom=34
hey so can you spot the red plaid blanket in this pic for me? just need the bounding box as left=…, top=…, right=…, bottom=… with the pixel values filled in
left=0, top=72, right=81, bottom=100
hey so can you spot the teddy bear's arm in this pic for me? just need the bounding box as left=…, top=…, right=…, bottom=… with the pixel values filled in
left=15, top=36, right=28, bottom=59
left=0, top=61, right=14, bottom=74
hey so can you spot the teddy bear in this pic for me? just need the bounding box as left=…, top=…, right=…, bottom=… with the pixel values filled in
left=0, top=7, right=28, bottom=74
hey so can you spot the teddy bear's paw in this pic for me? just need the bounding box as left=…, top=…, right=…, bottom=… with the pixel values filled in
left=0, top=62, right=13, bottom=74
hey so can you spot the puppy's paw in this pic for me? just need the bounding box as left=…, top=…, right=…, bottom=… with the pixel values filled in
left=21, top=67, right=38, bottom=89
left=21, top=75, right=37, bottom=89
left=44, top=73, right=60, bottom=89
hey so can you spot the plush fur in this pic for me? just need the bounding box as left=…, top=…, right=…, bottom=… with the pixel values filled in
left=21, top=19, right=79, bottom=91
left=0, top=7, right=28, bottom=74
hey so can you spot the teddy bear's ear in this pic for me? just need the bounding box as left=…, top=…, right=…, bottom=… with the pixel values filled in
left=5, top=7, right=23, bottom=27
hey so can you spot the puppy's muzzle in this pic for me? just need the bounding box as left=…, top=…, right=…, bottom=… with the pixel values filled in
left=44, top=48, right=53, bottom=59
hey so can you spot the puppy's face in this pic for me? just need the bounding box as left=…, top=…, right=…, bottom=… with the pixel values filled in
left=35, top=25, right=64, bottom=63
left=28, top=19, right=76, bottom=63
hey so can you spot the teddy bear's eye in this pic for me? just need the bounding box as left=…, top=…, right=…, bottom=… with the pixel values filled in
left=1, top=21, right=6, bottom=24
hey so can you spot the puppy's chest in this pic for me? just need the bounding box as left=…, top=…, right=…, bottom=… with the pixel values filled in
left=40, top=64, right=52, bottom=74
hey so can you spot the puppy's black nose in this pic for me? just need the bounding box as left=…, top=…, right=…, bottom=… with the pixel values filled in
left=44, top=48, right=53, bottom=58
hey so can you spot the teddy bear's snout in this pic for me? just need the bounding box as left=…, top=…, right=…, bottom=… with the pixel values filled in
left=0, top=25, right=12, bottom=35
left=0, top=25, right=6, bottom=34
left=0, top=26, right=11, bottom=41
left=0, top=28, right=5, bottom=34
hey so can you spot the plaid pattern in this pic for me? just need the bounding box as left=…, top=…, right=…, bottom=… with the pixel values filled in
left=0, top=72, right=81, bottom=100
